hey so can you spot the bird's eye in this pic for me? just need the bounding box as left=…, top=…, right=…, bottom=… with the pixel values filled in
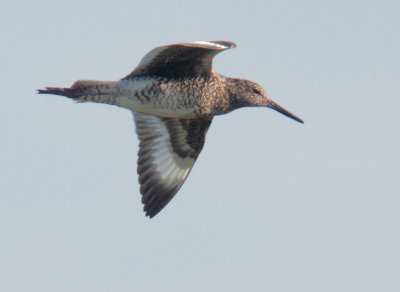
left=253, top=89, right=261, bottom=95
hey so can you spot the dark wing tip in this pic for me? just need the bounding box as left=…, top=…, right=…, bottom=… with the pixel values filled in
left=142, top=186, right=180, bottom=219
left=145, top=208, right=161, bottom=219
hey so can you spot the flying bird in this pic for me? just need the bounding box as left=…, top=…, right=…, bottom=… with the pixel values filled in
left=38, top=40, right=303, bottom=218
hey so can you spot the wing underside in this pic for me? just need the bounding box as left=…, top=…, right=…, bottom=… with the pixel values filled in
left=133, top=112, right=212, bottom=217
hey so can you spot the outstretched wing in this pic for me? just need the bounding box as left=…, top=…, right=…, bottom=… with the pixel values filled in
left=124, top=40, right=236, bottom=79
left=133, top=112, right=212, bottom=218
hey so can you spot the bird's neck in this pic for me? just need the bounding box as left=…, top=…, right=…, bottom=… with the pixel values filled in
left=211, top=77, right=245, bottom=115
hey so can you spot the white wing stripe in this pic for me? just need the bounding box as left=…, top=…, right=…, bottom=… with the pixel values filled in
left=133, top=112, right=212, bottom=217
left=192, top=41, right=227, bottom=49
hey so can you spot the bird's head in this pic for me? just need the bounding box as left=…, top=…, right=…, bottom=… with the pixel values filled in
left=227, top=78, right=304, bottom=123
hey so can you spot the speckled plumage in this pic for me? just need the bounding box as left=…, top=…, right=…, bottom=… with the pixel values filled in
left=38, top=40, right=303, bottom=218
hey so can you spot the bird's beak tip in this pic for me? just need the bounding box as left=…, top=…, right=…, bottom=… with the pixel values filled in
left=267, top=100, right=304, bottom=124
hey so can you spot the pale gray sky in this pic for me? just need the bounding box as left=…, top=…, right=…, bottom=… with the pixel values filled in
left=1, top=0, right=399, bottom=291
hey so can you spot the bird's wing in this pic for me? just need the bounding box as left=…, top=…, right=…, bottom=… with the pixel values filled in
left=133, top=112, right=212, bottom=217
left=124, top=40, right=236, bottom=79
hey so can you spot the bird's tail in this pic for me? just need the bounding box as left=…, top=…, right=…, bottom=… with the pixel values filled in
left=38, top=80, right=119, bottom=105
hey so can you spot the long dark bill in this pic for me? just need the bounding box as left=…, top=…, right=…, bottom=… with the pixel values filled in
left=268, top=100, right=304, bottom=124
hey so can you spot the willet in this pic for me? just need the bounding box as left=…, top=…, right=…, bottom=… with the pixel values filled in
left=38, top=40, right=303, bottom=218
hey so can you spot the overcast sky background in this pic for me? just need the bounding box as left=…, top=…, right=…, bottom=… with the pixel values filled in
left=1, top=0, right=399, bottom=291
